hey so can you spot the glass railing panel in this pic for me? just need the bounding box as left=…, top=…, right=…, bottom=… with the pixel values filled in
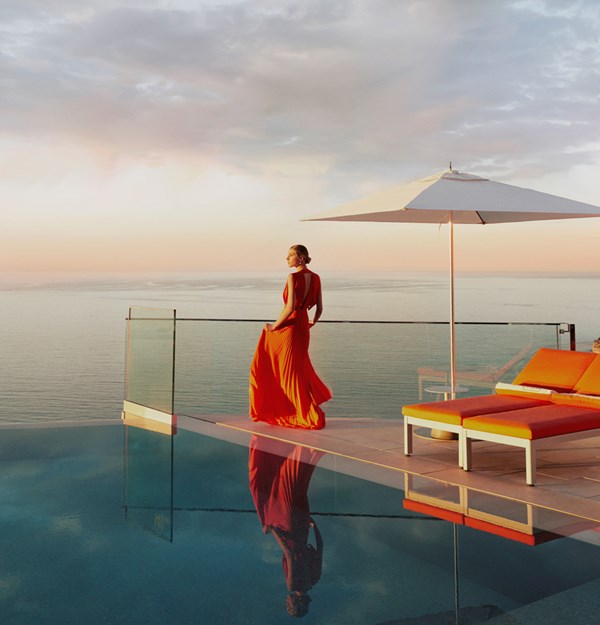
left=416, top=322, right=568, bottom=400
left=174, top=319, right=259, bottom=417
left=173, top=320, right=572, bottom=420
left=125, top=307, right=175, bottom=414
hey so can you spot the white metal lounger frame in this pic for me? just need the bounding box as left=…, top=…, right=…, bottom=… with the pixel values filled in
left=462, top=427, right=600, bottom=486
left=403, top=415, right=465, bottom=467
left=404, top=383, right=556, bottom=477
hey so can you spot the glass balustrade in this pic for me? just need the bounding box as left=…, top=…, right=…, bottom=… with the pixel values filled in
left=124, top=312, right=574, bottom=421
left=124, top=307, right=176, bottom=418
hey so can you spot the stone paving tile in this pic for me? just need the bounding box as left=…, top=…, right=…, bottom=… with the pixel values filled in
left=579, top=467, right=600, bottom=482
left=537, top=449, right=600, bottom=466
left=351, top=448, right=450, bottom=475
left=533, top=477, right=600, bottom=498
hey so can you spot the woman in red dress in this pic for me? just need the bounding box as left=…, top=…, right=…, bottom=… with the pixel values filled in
left=249, top=244, right=332, bottom=429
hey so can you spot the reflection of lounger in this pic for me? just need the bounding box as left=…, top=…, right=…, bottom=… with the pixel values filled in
left=404, top=499, right=562, bottom=545
left=402, top=474, right=596, bottom=544
left=404, top=348, right=600, bottom=484
left=417, top=343, right=533, bottom=399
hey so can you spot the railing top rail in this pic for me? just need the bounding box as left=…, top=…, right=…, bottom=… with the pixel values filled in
left=128, top=306, right=176, bottom=320
left=172, top=318, right=571, bottom=327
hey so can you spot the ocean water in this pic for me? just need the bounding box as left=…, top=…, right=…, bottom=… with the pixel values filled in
left=1, top=272, right=599, bottom=424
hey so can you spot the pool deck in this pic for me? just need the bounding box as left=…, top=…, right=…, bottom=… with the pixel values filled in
left=178, top=414, right=600, bottom=529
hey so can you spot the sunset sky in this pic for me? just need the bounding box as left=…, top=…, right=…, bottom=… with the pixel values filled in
left=2, top=0, right=600, bottom=274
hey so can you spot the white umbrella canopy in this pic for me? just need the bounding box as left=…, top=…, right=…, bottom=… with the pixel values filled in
left=303, top=167, right=600, bottom=397
left=305, top=168, right=600, bottom=224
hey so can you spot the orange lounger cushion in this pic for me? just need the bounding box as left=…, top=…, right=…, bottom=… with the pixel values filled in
left=465, top=404, right=600, bottom=440
left=403, top=394, right=551, bottom=426
left=573, top=354, right=600, bottom=396
left=512, top=348, right=596, bottom=391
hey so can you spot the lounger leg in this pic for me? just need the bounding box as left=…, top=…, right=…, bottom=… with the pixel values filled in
left=404, top=419, right=413, bottom=456
left=526, top=443, right=536, bottom=486
left=463, top=435, right=472, bottom=471
left=458, top=432, right=464, bottom=468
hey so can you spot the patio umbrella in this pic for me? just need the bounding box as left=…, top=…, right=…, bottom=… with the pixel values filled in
left=302, top=166, right=600, bottom=397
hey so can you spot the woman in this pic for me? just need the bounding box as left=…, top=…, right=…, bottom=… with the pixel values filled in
left=249, top=244, right=331, bottom=429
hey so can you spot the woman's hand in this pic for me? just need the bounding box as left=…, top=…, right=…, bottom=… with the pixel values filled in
left=265, top=323, right=273, bottom=331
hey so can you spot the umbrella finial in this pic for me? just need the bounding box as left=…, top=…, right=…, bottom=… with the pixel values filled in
left=449, top=161, right=453, bottom=171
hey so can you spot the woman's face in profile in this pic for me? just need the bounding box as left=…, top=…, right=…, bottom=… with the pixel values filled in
left=287, top=249, right=302, bottom=268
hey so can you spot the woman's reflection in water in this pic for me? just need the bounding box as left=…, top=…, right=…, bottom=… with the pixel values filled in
left=249, top=435, right=324, bottom=618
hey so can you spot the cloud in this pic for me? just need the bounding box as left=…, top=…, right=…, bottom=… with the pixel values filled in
left=2, top=0, right=600, bottom=271
left=1, top=0, right=598, bottom=185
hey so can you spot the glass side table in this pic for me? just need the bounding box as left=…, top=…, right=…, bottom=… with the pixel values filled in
left=424, top=385, right=469, bottom=440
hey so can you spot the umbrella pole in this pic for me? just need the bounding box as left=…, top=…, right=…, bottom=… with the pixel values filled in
left=449, top=216, right=456, bottom=399
left=430, top=218, right=458, bottom=441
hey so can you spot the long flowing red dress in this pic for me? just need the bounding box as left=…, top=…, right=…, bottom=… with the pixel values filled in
left=249, top=269, right=332, bottom=429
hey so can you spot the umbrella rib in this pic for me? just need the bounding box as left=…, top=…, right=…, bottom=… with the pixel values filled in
left=474, top=210, right=485, bottom=224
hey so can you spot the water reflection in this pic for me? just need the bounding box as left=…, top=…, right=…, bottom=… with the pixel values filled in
left=248, top=435, right=324, bottom=618
left=403, top=473, right=594, bottom=545
left=122, top=414, right=174, bottom=541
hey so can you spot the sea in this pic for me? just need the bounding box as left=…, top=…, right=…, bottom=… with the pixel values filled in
left=1, top=271, right=599, bottom=425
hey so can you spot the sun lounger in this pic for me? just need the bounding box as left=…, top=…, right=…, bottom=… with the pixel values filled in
left=463, top=403, right=600, bottom=485
left=463, top=349, right=600, bottom=485
left=403, top=348, right=600, bottom=483
left=403, top=393, right=551, bottom=466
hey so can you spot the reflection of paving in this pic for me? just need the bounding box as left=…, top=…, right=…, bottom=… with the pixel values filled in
left=178, top=414, right=600, bottom=525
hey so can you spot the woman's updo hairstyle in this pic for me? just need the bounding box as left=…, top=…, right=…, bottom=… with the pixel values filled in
left=291, top=244, right=311, bottom=265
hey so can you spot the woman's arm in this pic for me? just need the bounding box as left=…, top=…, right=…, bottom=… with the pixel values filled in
left=309, top=283, right=323, bottom=327
left=313, top=521, right=323, bottom=555
left=269, top=274, right=295, bottom=331
left=270, top=527, right=293, bottom=558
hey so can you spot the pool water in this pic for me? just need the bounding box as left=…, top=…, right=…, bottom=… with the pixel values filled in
left=2, top=422, right=600, bottom=625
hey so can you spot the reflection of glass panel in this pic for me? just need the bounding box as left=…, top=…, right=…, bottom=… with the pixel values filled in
left=465, top=490, right=595, bottom=540
left=404, top=474, right=464, bottom=513
left=174, top=319, right=568, bottom=419
left=126, top=307, right=175, bottom=414
left=123, top=425, right=173, bottom=541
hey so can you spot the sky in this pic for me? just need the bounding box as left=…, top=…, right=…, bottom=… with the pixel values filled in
left=1, top=0, right=600, bottom=274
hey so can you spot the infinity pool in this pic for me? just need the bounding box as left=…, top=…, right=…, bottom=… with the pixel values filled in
left=2, top=421, right=600, bottom=625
